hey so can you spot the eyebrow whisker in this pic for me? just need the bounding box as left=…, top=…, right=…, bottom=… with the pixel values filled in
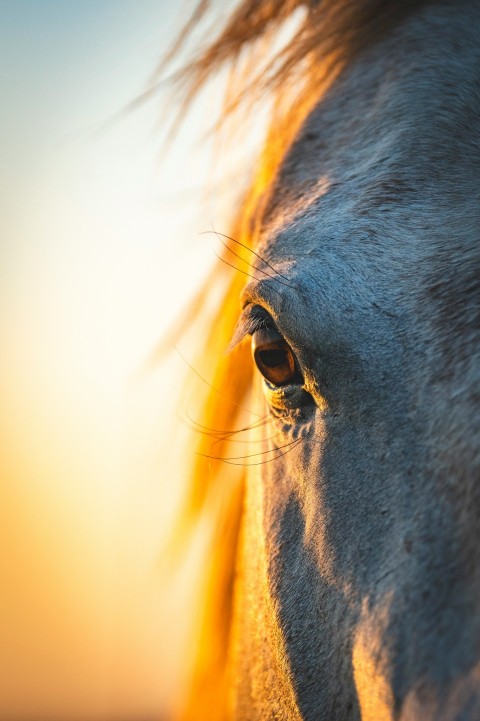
left=201, top=228, right=295, bottom=287
left=212, top=248, right=284, bottom=296
left=206, top=230, right=295, bottom=290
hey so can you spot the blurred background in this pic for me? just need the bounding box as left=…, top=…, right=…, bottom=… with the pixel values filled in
left=0, top=1, right=257, bottom=718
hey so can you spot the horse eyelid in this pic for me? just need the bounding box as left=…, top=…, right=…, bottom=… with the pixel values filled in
left=227, top=305, right=276, bottom=352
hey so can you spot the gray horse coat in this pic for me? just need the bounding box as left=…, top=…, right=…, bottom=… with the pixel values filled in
left=173, top=0, right=480, bottom=719
left=228, top=2, right=480, bottom=719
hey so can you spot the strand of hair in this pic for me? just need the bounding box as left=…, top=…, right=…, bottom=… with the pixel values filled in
left=174, top=344, right=263, bottom=418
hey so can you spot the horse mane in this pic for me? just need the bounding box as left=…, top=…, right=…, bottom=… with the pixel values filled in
left=164, top=2, right=428, bottom=718
left=163, top=0, right=424, bottom=120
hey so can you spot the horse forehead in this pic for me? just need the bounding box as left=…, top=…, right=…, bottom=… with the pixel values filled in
left=255, top=171, right=480, bottom=352
left=254, top=184, right=427, bottom=290
left=255, top=5, right=480, bottom=267
left=257, top=117, right=480, bottom=267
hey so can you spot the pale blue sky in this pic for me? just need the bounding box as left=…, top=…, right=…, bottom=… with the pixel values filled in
left=0, top=2, right=245, bottom=719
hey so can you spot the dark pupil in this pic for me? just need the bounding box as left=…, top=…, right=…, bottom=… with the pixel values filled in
left=258, top=349, right=286, bottom=368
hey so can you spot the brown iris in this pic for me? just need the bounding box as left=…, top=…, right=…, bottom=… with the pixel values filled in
left=252, top=327, right=298, bottom=386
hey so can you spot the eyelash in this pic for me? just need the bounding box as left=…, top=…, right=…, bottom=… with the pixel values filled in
left=246, top=309, right=275, bottom=335
left=249, top=318, right=273, bottom=336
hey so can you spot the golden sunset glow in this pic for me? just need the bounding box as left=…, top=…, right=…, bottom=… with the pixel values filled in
left=1, top=2, right=343, bottom=719
left=0, top=2, right=253, bottom=719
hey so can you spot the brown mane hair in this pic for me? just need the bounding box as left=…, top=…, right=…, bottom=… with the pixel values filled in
left=163, top=2, right=427, bottom=718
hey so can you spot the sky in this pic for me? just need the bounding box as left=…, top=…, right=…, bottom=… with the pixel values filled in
left=0, top=2, right=253, bottom=719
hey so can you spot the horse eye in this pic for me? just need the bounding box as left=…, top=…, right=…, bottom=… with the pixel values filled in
left=252, top=327, right=300, bottom=386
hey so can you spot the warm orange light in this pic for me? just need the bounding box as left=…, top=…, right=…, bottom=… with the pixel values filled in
left=352, top=598, right=395, bottom=721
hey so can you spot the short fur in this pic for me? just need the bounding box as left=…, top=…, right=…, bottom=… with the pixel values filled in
left=166, top=1, right=480, bottom=719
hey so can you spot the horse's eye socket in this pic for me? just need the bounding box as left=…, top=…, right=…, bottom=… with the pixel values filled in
left=252, top=328, right=299, bottom=386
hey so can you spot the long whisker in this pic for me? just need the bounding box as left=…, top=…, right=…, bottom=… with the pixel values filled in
left=213, top=437, right=300, bottom=460
left=196, top=436, right=304, bottom=464
left=184, top=409, right=272, bottom=437
left=174, top=345, right=263, bottom=418
left=215, top=234, right=288, bottom=286
left=197, top=437, right=305, bottom=467
left=201, top=229, right=294, bottom=286
left=207, top=231, right=294, bottom=290
left=180, top=411, right=284, bottom=455
left=180, top=411, right=276, bottom=443
left=209, top=426, right=283, bottom=454
left=189, top=430, right=282, bottom=445
left=212, top=248, right=283, bottom=296
left=215, top=431, right=283, bottom=445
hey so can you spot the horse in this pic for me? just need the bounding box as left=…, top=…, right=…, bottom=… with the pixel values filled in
left=164, top=1, right=480, bottom=718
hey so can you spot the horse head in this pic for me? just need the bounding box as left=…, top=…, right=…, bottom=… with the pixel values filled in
left=174, top=1, right=480, bottom=718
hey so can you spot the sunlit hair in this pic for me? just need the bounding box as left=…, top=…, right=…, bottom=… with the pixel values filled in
left=161, top=1, right=427, bottom=718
